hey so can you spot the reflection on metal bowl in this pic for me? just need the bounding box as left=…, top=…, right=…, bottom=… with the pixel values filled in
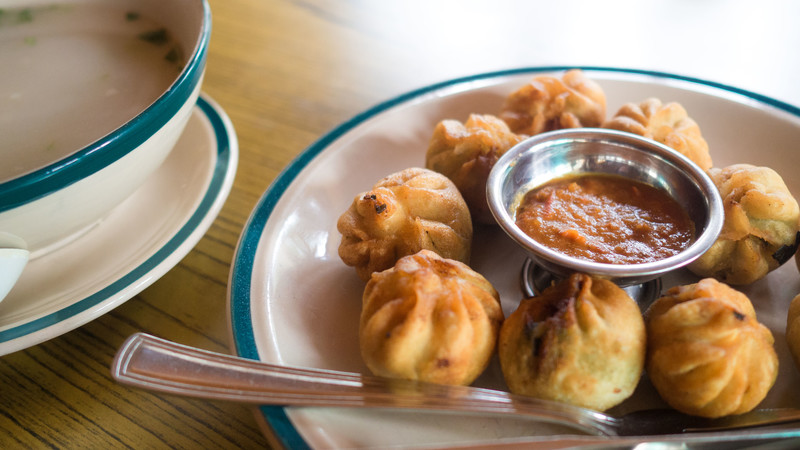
left=486, top=128, right=723, bottom=288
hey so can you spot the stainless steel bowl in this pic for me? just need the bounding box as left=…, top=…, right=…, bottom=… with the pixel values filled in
left=486, top=128, right=723, bottom=287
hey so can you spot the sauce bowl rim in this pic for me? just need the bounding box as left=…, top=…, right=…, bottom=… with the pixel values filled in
left=486, top=128, right=723, bottom=284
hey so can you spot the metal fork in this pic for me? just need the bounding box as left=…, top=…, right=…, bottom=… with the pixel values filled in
left=111, top=332, right=800, bottom=437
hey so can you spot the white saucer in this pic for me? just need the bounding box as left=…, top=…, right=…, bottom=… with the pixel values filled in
left=0, top=93, right=238, bottom=356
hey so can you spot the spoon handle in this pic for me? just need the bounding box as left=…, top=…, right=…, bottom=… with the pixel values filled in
left=111, top=332, right=614, bottom=436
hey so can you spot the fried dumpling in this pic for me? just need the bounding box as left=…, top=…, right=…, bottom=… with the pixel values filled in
left=499, top=69, right=606, bottom=136
left=787, top=293, right=800, bottom=372
left=498, top=273, right=645, bottom=411
left=359, top=250, right=504, bottom=385
left=688, top=164, right=800, bottom=285
left=645, top=278, right=778, bottom=418
left=337, top=168, right=473, bottom=281
left=602, top=98, right=712, bottom=171
left=425, top=114, right=526, bottom=224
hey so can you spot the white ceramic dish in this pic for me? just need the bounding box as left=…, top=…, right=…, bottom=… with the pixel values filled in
left=228, top=68, right=800, bottom=448
left=0, top=0, right=210, bottom=256
left=0, top=94, right=237, bottom=356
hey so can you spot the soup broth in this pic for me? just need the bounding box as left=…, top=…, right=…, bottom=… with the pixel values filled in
left=0, top=3, right=183, bottom=182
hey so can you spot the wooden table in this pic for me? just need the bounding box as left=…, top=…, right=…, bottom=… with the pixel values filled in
left=2, top=0, right=799, bottom=448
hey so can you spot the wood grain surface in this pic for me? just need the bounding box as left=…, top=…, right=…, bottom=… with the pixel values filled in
left=2, top=0, right=799, bottom=448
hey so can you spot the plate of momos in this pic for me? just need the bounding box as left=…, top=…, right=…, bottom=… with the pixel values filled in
left=228, top=67, right=800, bottom=448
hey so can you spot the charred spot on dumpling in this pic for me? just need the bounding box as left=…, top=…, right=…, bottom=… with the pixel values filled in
left=531, top=334, right=544, bottom=358
left=536, top=273, right=584, bottom=329
left=360, top=194, right=388, bottom=214
left=522, top=313, right=538, bottom=337
left=772, top=231, right=800, bottom=265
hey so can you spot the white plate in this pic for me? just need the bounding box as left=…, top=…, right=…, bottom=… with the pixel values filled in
left=0, top=94, right=237, bottom=356
left=228, top=68, right=800, bottom=448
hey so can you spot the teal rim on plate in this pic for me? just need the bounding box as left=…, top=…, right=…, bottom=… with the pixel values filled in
left=0, top=95, right=233, bottom=346
left=227, top=66, right=800, bottom=449
left=0, top=0, right=211, bottom=213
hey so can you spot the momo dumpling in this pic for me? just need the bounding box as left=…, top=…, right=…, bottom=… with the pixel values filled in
left=425, top=114, right=526, bottom=224
left=359, top=250, right=504, bottom=385
left=645, top=278, right=778, bottom=418
left=689, top=164, right=800, bottom=285
left=785, top=293, right=800, bottom=372
left=603, top=98, right=712, bottom=171
left=337, top=168, right=473, bottom=281
left=499, top=69, right=606, bottom=136
left=498, top=273, right=645, bottom=411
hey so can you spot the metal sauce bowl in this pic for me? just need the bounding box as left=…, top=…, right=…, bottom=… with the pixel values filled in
left=486, top=128, right=723, bottom=288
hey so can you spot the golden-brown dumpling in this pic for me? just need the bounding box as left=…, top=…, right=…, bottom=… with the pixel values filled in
left=786, top=293, right=800, bottom=371
left=425, top=114, right=526, bottom=224
left=688, top=164, right=800, bottom=285
left=498, top=273, right=645, bottom=411
left=499, top=69, right=606, bottom=136
left=337, top=168, right=473, bottom=281
left=602, top=98, right=712, bottom=171
left=359, top=250, right=503, bottom=385
left=645, top=278, right=778, bottom=418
